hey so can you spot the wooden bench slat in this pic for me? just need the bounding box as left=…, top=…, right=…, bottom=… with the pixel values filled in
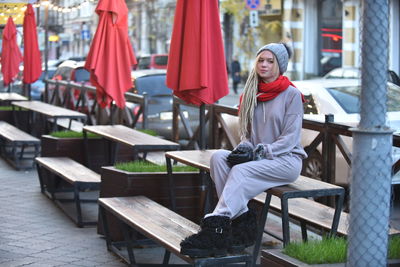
left=0, top=121, right=40, bottom=142
left=254, top=192, right=400, bottom=236
left=99, top=196, right=199, bottom=262
left=83, top=125, right=179, bottom=149
left=35, top=157, right=100, bottom=184
left=267, top=176, right=343, bottom=198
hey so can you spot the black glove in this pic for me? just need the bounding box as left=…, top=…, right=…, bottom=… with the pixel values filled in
left=227, top=141, right=254, bottom=166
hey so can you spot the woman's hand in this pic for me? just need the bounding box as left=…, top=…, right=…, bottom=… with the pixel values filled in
left=253, top=144, right=265, bottom=161
left=227, top=141, right=254, bottom=166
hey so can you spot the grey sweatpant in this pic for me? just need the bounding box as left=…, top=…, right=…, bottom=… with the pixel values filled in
left=206, top=149, right=302, bottom=219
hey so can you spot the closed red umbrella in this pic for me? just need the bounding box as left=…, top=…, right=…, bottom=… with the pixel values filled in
left=23, top=4, right=42, bottom=99
left=1, top=17, right=23, bottom=88
left=166, top=0, right=229, bottom=148
left=166, top=0, right=229, bottom=106
left=85, top=0, right=137, bottom=109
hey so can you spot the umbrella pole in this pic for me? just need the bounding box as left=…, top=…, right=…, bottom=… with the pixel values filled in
left=27, top=84, right=31, bottom=100
left=199, top=104, right=206, bottom=150
left=7, top=84, right=11, bottom=93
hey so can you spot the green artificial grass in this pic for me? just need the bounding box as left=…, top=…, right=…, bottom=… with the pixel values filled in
left=388, top=235, right=400, bottom=259
left=137, top=129, right=158, bottom=136
left=115, top=160, right=198, bottom=173
left=49, top=130, right=99, bottom=138
left=283, top=236, right=400, bottom=264
left=0, top=106, right=13, bottom=111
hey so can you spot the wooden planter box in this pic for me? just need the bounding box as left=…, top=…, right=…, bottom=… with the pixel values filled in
left=98, top=166, right=204, bottom=241
left=0, top=110, right=29, bottom=132
left=261, top=249, right=400, bottom=267
left=40, top=135, right=135, bottom=173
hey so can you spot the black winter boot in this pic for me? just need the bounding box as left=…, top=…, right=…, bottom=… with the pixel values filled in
left=180, top=216, right=231, bottom=258
left=229, top=209, right=258, bottom=253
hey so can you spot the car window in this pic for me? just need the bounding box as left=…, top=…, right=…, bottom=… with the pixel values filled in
left=39, top=70, right=56, bottom=80
left=154, top=55, right=168, bottom=66
left=327, top=86, right=360, bottom=113
left=138, top=57, right=150, bottom=69
left=327, top=84, right=400, bottom=113
left=73, top=68, right=90, bottom=82
left=387, top=84, right=400, bottom=112
left=134, top=75, right=171, bottom=96
left=53, top=66, right=73, bottom=80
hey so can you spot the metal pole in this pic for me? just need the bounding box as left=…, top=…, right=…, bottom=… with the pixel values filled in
left=199, top=104, right=206, bottom=150
left=44, top=2, right=49, bottom=103
left=347, top=0, right=392, bottom=266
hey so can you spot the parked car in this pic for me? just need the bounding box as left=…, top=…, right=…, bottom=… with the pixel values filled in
left=324, top=67, right=400, bottom=86
left=128, top=69, right=198, bottom=141
left=134, top=54, right=168, bottom=70
left=46, top=60, right=93, bottom=106
left=294, top=78, right=400, bottom=185
left=30, top=69, right=57, bottom=100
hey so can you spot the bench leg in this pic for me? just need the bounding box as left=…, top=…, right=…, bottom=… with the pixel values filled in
left=281, top=196, right=290, bottom=246
left=300, top=221, right=308, bottom=242
left=99, top=206, right=112, bottom=251
left=165, top=156, right=177, bottom=212
left=74, top=185, right=83, bottom=228
left=120, top=221, right=137, bottom=266
left=329, top=191, right=345, bottom=237
left=36, top=163, right=46, bottom=194
left=162, top=249, right=171, bottom=265
left=251, top=193, right=272, bottom=267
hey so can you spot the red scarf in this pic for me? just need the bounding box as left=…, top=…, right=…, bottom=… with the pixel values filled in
left=257, top=75, right=297, bottom=102
left=238, top=75, right=305, bottom=113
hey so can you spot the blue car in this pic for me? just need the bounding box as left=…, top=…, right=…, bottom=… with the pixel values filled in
left=30, top=69, right=56, bottom=100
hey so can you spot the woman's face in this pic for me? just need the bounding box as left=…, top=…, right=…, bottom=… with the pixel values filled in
left=256, top=50, right=279, bottom=83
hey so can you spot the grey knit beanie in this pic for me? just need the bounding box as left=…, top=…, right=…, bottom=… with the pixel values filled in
left=256, top=43, right=290, bottom=74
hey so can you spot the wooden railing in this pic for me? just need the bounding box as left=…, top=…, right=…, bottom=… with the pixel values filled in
left=44, top=80, right=148, bottom=128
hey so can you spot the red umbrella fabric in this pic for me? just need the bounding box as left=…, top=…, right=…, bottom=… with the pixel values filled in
left=1, top=17, right=23, bottom=87
left=23, top=4, right=42, bottom=84
left=85, top=0, right=137, bottom=109
left=166, top=0, right=229, bottom=106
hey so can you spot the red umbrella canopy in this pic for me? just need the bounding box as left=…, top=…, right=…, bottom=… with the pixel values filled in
left=85, top=0, right=137, bottom=109
left=23, top=4, right=42, bottom=84
left=166, top=0, right=229, bottom=106
left=1, top=17, right=23, bottom=87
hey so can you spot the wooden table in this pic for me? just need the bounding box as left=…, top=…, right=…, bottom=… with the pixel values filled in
left=0, top=92, right=27, bottom=104
left=12, top=100, right=87, bottom=134
left=83, top=124, right=180, bottom=165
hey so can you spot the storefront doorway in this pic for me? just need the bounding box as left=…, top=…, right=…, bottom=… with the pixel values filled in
left=318, top=0, right=343, bottom=76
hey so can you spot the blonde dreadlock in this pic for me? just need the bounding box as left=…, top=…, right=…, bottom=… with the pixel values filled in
left=238, top=59, right=259, bottom=141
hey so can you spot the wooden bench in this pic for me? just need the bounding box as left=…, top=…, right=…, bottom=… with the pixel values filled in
left=35, top=157, right=101, bottom=227
left=165, top=150, right=346, bottom=251
left=98, top=196, right=253, bottom=266
left=253, top=193, right=400, bottom=241
left=0, top=121, right=40, bottom=170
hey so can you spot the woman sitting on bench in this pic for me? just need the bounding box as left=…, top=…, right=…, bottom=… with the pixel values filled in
left=180, top=43, right=308, bottom=258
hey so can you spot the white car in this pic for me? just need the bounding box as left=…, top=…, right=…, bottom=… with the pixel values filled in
left=294, top=78, right=400, bottom=185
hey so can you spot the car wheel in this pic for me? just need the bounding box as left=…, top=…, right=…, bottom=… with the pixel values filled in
left=302, top=149, right=323, bottom=180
